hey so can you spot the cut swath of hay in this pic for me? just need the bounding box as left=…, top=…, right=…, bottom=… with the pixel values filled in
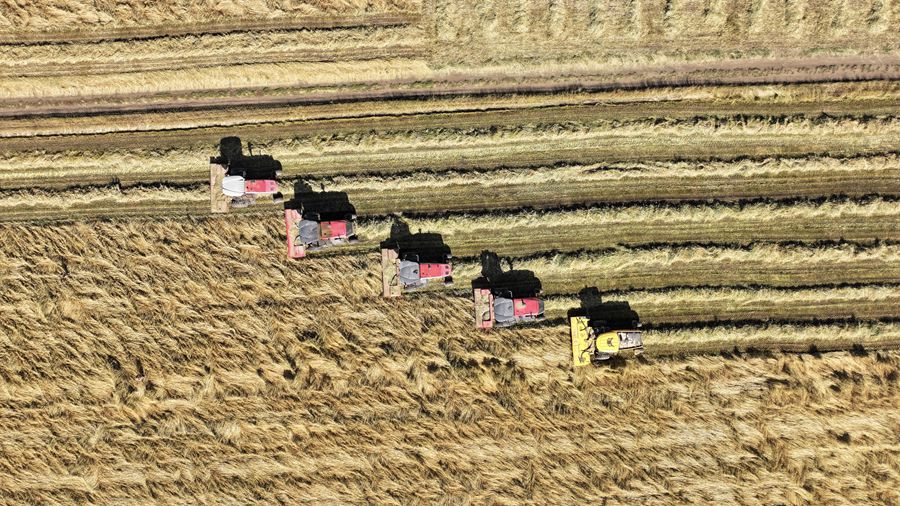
left=4, top=81, right=896, bottom=139
left=449, top=242, right=900, bottom=293
left=543, top=284, right=900, bottom=323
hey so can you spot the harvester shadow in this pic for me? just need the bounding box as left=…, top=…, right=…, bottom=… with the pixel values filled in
left=567, top=287, right=641, bottom=331
left=379, top=217, right=451, bottom=263
left=213, top=136, right=283, bottom=179
left=286, top=180, right=357, bottom=220
left=471, top=251, right=542, bottom=298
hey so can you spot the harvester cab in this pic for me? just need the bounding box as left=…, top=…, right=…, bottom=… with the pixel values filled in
left=473, top=251, right=544, bottom=328
left=381, top=222, right=452, bottom=297
left=210, top=136, right=283, bottom=212
left=569, top=289, right=643, bottom=366
left=284, top=183, right=358, bottom=258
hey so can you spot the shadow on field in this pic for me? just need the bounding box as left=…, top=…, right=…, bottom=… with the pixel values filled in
left=567, top=286, right=641, bottom=329
left=472, top=251, right=542, bottom=297
left=285, top=180, right=357, bottom=221
left=213, top=136, right=283, bottom=179
left=380, top=218, right=452, bottom=263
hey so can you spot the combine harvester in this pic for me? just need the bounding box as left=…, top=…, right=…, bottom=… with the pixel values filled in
left=284, top=185, right=358, bottom=259
left=474, top=288, right=544, bottom=328
left=210, top=137, right=283, bottom=213
left=473, top=252, right=544, bottom=328
left=381, top=226, right=453, bottom=297
left=569, top=292, right=644, bottom=366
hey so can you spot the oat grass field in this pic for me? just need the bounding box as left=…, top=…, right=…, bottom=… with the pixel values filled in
left=1, top=0, right=899, bottom=503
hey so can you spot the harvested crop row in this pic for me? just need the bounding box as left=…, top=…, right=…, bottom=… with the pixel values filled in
left=4, top=88, right=898, bottom=142
left=542, top=285, right=900, bottom=324
left=4, top=81, right=897, bottom=137
left=354, top=198, right=900, bottom=257
left=0, top=26, right=426, bottom=78
left=4, top=155, right=896, bottom=222
left=448, top=243, right=900, bottom=294
left=0, top=10, right=420, bottom=43
left=2, top=52, right=897, bottom=106
left=2, top=117, right=898, bottom=189
left=4, top=72, right=897, bottom=123
left=501, top=323, right=900, bottom=368
left=645, top=321, right=900, bottom=356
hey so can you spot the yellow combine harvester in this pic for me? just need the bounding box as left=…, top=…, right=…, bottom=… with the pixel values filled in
left=570, top=316, right=644, bottom=367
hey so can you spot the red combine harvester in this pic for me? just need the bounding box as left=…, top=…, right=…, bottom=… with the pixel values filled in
left=381, top=227, right=453, bottom=297
left=474, top=289, right=544, bottom=328
left=283, top=187, right=358, bottom=258
left=210, top=137, right=282, bottom=212
left=473, top=252, right=544, bottom=328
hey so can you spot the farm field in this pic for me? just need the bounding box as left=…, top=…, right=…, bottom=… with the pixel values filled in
left=0, top=0, right=898, bottom=503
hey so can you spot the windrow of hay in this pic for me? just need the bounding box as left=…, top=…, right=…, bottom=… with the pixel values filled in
left=449, top=242, right=900, bottom=293
left=1, top=158, right=897, bottom=222
left=543, top=284, right=900, bottom=323
left=2, top=118, right=898, bottom=188
left=0, top=25, right=426, bottom=73
left=0, top=0, right=419, bottom=33
left=6, top=81, right=897, bottom=140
